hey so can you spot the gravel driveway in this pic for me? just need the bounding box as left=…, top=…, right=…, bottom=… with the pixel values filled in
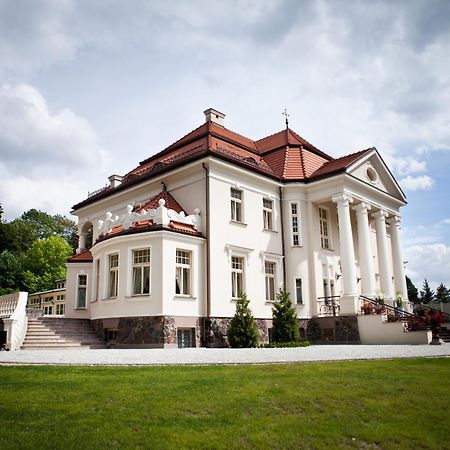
left=1, top=344, right=449, bottom=366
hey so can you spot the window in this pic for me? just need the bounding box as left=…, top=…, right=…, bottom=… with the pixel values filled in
left=132, top=248, right=150, bottom=295
left=263, top=198, right=273, bottom=230
left=319, top=207, right=330, bottom=249
left=77, top=274, right=87, bottom=309
left=44, top=306, right=53, bottom=315
left=230, top=188, right=243, bottom=222
left=231, top=256, right=244, bottom=299
left=95, top=259, right=100, bottom=301
left=177, top=328, right=195, bottom=348
left=108, top=254, right=119, bottom=298
left=295, top=278, right=303, bottom=304
left=175, top=250, right=191, bottom=296
left=291, top=203, right=300, bottom=246
left=265, top=261, right=276, bottom=302
left=56, top=304, right=65, bottom=315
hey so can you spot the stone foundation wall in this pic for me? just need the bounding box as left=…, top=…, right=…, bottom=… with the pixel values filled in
left=92, top=316, right=200, bottom=348
left=306, top=316, right=360, bottom=343
left=202, top=317, right=273, bottom=347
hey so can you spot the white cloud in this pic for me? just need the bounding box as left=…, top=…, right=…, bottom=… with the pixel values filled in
left=399, top=175, right=434, bottom=191
left=404, top=243, right=450, bottom=289
left=0, top=83, right=109, bottom=220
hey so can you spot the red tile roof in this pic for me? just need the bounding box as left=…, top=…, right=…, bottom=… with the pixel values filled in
left=72, top=117, right=376, bottom=211
left=67, top=249, right=93, bottom=263
left=310, top=148, right=373, bottom=179
left=136, top=191, right=184, bottom=213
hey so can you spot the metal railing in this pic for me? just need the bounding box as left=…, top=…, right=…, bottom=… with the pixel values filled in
left=317, top=296, right=340, bottom=317
left=358, top=295, right=447, bottom=336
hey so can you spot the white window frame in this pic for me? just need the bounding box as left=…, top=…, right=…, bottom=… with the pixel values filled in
left=131, top=248, right=151, bottom=296
left=108, top=253, right=119, bottom=298
left=231, top=256, right=245, bottom=299
left=77, top=274, right=87, bottom=309
left=175, top=249, right=192, bottom=296
left=290, top=202, right=301, bottom=246
left=295, top=278, right=303, bottom=305
left=230, top=188, right=243, bottom=223
left=94, top=258, right=100, bottom=302
left=263, top=198, right=273, bottom=231
left=319, top=206, right=331, bottom=250
left=56, top=304, right=65, bottom=315
left=265, top=261, right=276, bottom=302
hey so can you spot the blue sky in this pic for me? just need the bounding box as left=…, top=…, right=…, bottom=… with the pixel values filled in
left=0, top=0, right=449, bottom=290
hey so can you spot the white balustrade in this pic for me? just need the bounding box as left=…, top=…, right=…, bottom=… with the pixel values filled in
left=98, top=200, right=201, bottom=236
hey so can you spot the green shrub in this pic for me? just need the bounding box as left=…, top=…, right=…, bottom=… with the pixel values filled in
left=227, top=293, right=259, bottom=348
left=261, top=341, right=310, bottom=348
left=271, top=288, right=300, bottom=343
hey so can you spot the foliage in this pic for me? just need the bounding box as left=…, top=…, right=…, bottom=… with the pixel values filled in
left=0, top=207, right=77, bottom=293
left=21, top=236, right=72, bottom=292
left=435, top=283, right=450, bottom=304
left=227, top=293, right=259, bottom=348
left=0, top=359, right=449, bottom=449
left=0, top=219, right=37, bottom=254
left=420, top=279, right=435, bottom=304
left=0, top=251, right=24, bottom=294
left=406, top=276, right=419, bottom=304
left=260, top=341, right=310, bottom=348
left=271, top=288, right=300, bottom=343
left=21, top=209, right=77, bottom=249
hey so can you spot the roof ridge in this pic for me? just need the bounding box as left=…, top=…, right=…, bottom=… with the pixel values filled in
left=139, top=122, right=208, bottom=165
left=299, top=145, right=306, bottom=178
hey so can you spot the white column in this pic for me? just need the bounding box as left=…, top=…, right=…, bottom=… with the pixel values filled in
left=76, top=232, right=87, bottom=254
left=332, top=193, right=358, bottom=314
left=388, top=216, right=408, bottom=301
left=372, top=210, right=394, bottom=300
left=353, top=202, right=376, bottom=298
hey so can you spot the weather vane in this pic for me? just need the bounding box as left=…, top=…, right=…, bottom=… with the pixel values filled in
left=282, top=108, right=290, bottom=128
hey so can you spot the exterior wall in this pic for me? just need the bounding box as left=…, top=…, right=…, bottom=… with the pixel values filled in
left=70, top=231, right=205, bottom=321
left=28, top=288, right=66, bottom=315
left=208, top=161, right=283, bottom=319
left=357, top=315, right=431, bottom=344
left=65, top=262, right=92, bottom=319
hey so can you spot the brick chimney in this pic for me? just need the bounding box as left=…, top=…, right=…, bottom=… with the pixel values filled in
left=204, top=108, right=225, bottom=126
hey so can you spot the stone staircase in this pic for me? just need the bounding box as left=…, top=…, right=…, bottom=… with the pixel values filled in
left=438, top=326, right=450, bottom=343
left=21, top=317, right=105, bottom=350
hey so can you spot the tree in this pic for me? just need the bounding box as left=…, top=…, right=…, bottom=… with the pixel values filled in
left=21, top=209, right=77, bottom=250
left=406, top=276, right=419, bottom=304
left=227, top=293, right=259, bottom=348
left=0, top=219, right=37, bottom=254
left=271, top=288, right=300, bottom=343
left=21, top=235, right=72, bottom=292
left=420, top=279, right=435, bottom=304
left=435, top=283, right=450, bottom=304
left=0, top=250, right=24, bottom=295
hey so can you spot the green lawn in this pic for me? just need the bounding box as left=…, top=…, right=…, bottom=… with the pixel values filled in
left=0, top=359, right=448, bottom=449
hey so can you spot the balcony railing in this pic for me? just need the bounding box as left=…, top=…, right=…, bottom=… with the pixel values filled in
left=317, top=296, right=340, bottom=316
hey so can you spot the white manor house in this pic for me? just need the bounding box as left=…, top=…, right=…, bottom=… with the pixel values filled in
left=62, top=108, right=414, bottom=347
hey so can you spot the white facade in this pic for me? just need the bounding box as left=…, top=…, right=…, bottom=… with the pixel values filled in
left=66, top=110, right=409, bottom=346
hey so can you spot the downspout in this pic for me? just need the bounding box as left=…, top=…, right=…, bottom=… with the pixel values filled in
left=279, top=186, right=287, bottom=287
left=202, top=162, right=211, bottom=331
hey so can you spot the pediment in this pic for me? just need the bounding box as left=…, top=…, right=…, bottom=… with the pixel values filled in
left=347, top=149, right=406, bottom=203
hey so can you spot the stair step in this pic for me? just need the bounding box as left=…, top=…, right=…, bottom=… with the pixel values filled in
left=21, top=318, right=105, bottom=350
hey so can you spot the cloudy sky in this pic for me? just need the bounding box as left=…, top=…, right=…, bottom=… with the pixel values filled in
left=0, top=0, right=449, bottom=289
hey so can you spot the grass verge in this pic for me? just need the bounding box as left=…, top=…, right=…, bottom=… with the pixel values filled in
left=0, top=358, right=448, bottom=449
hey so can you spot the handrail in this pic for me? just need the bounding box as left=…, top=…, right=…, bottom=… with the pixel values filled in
left=413, top=303, right=450, bottom=320
left=359, top=295, right=419, bottom=320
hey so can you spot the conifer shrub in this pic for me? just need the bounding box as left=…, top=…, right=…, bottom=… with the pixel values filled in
left=271, top=288, right=300, bottom=343
left=227, top=293, right=259, bottom=348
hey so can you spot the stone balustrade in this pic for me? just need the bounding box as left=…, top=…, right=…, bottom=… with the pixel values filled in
left=98, top=199, right=201, bottom=236
left=0, top=292, right=29, bottom=350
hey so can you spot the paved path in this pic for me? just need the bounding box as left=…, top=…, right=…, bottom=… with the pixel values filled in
left=0, top=344, right=449, bottom=366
